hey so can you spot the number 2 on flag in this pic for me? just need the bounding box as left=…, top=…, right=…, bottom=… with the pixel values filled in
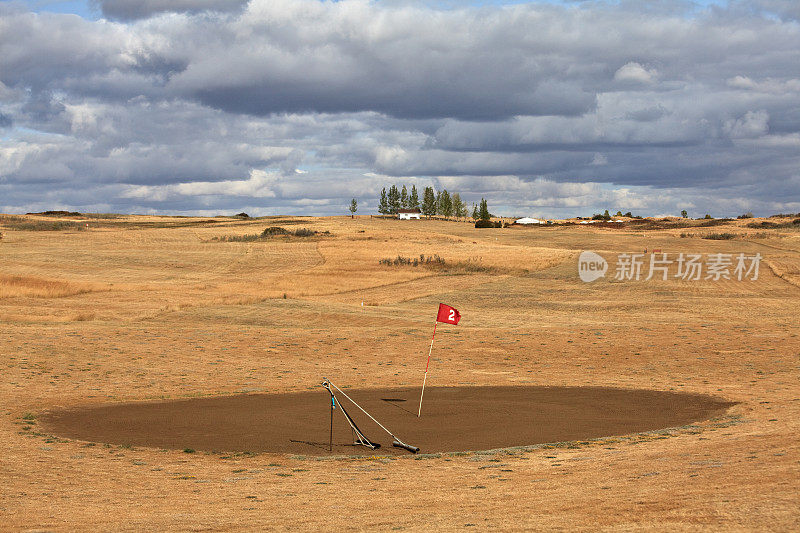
left=436, top=303, right=461, bottom=325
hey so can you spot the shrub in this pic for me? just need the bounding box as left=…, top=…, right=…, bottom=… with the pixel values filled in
left=698, top=218, right=732, bottom=227
left=474, top=220, right=501, bottom=228
left=748, top=219, right=800, bottom=229
left=234, top=212, right=250, bottom=218
left=703, top=232, right=736, bottom=240
left=747, top=221, right=777, bottom=228
left=379, top=254, right=445, bottom=267
left=213, top=226, right=328, bottom=242
left=214, top=234, right=262, bottom=242
left=261, top=226, right=289, bottom=236
left=27, top=210, right=82, bottom=217
left=377, top=254, right=499, bottom=273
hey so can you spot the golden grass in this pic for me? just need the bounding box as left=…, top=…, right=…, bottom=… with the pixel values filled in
left=0, top=274, right=101, bottom=299
left=1, top=213, right=798, bottom=530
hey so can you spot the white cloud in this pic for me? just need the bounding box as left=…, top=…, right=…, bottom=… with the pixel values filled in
left=613, top=62, right=658, bottom=84
left=121, top=169, right=279, bottom=201
left=727, top=75, right=800, bottom=94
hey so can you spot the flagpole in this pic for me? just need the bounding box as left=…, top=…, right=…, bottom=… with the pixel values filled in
left=418, top=320, right=438, bottom=417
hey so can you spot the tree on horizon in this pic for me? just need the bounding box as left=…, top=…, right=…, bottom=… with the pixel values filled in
left=378, top=188, right=389, bottom=214
left=439, top=189, right=453, bottom=218
left=388, top=185, right=401, bottom=214
left=478, top=198, right=491, bottom=221
left=422, top=186, right=436, bottom=217
left=408, top=185, right=420, bottom=209
left=453, top=193, right=468, bottom=219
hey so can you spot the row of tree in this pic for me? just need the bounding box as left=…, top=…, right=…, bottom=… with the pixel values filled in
left=377, top=185, right=420, bottom=213
left=378, top=185, right=491, bottom=220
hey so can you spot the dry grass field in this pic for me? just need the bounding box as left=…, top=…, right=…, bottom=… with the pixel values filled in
left=1, top=213, right=798, bottom=531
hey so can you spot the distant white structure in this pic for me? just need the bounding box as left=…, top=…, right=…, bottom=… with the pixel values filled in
left=397, top=208, right=421, bottom=220
left=515, top=217, right=546, bottom=225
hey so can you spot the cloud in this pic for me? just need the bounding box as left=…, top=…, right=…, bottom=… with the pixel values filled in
left=723, top=110, right=770, bottom=139
left=746, top=0, right=800, bottom=21
left=614, top=62, right=658, bottom=85
left=0, top=0, right=798, bottom=217
left=727, top=75, right=800, bottom=94
left=121, top=168, right=279, bottom=201
left=92, top=0, right=248, bottom=21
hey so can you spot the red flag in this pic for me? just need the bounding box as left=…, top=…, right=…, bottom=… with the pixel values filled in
left=436, top=303, right=461, bottom=325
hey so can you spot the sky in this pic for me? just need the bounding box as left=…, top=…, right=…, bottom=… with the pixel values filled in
left=1, top=1, right=798, bottom=217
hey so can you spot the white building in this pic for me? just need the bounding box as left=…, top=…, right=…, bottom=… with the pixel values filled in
left=515, top=217, right=546, bottom=225
left=397, top=208, right=422, bottom=220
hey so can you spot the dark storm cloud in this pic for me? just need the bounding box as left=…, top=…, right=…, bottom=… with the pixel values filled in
left=4, top=1, right=798, bottom=122
left=1, top=0, right=799, bottom=217
left=93, top=0, right=248, bottom=21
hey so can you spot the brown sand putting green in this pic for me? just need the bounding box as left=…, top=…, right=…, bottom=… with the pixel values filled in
left=40, top=386, right=735, bottom=455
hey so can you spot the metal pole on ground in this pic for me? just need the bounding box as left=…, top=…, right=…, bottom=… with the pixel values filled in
left=417, top=321, right=438, bottom=417
left=324, top=377, right=419, bottom=453
left=329, top=394, right=334, bottom=452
